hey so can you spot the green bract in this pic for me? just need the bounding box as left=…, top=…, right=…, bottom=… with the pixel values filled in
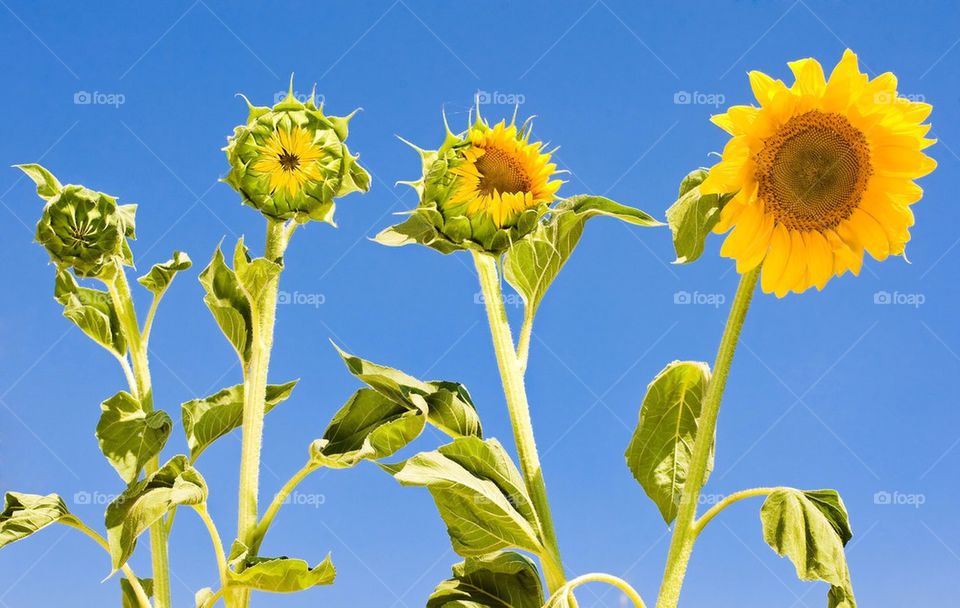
left=223, top=79, right=371, bottom=223
left=376, top=117, right=546, bottom=255
left=17, top=164, right=135, bottom=278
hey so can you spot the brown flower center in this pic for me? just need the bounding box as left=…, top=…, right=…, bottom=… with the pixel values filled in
left=755, top=110, right=871, bottom=231
left=475, top=145, right=531, bottom=196
left=278, top=150, right=301, bottom=172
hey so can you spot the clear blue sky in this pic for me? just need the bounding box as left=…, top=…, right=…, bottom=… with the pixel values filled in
left=1, top=1, right=957, bottom=606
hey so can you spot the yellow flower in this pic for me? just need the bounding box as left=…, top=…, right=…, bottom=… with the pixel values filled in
left=449, top=120, right=561, bottom=228
left=701, top=49, right=936, bottom=297
left=252, top=126, right=326, bottom=197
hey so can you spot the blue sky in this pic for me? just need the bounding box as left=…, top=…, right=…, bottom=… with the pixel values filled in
left=1, top=1, right=958, bottom=606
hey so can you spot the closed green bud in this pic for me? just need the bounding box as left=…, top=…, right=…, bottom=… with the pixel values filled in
left=223, top=78, right=371, bottom=224
left=17, top=164, right=135, bottom=278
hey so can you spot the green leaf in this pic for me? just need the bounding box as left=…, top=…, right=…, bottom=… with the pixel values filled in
left=228, top=542, right=336, bottom=593
left=665, top=168, right=736, bottom=264
left=310, top=388, right=426, bottom=468
left=15, top=163, right=62, bottom=200
left=138, top=251, right=192, bottom=296
left=120, top=577, right=153, bottom=608
left=335, top=345, right=482, bottom=439
left=427, top=551, right=544, bottom=608
left=503, top=195, right=660, bottom=317
left=181, top=381, right=297, bottom=462
left=106, top=455, right=207, bottom=570
left=233, top=238, right=282, bottom=304
left=198, top=245, right=252, bottom=363
left=625, top=361, right=714, bottom=524
left=54, top=269, right=126, bottom=357
left=97, top=391, right=173, bottom=483
left=383, top=436, right=543, bottom=557
left=760, top=488, right=856, bottom=608
left=0, top=492, right=78, bottom=550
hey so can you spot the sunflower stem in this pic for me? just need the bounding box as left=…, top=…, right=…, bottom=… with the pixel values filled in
left=655, top=266, right=759, bottom=608
left=473, top=251, right=568, bottom=595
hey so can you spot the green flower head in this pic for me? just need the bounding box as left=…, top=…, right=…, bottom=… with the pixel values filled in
left=17, top=164, right=135, bottom=278
left=376, top=109, right=562, bottom=255
left=223, top=77, right=371, bottom=224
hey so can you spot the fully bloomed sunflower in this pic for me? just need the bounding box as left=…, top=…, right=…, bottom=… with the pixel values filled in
left=701, top=49, right=935, bottom=296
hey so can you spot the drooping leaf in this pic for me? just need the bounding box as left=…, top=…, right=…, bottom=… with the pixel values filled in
left=120, top=577, right=153, bottom=608
left=665, top=168, right=736, bottom=264
left=760, top=488, right=856, bottom=608
left=198, top=245, right=252, bottom=363
left=335, top=345, right=482, bottom=439
left=625, top=361, right=714, bottom=524
left=503, top=195, right=660, bottom=317
left=228, top=542, right=336, bottom=593
left=54, top=269, right=126, bottom=357
left=15, top=163, right=62, bottom=200
left=310, top=388, right=426, bottom=468
left=138, top=251, right=192, bottom=296
left=97, top=391, right=173, bottom=483
left=182, top=381, right=297, bottom=461
left=383, top=437, right=542, bottom=557
left=106, top=455, right=207, bottom=570
left=0, top=492, right=78, bottom=550
left=233, top=238, right=282, bottom=304
left=427, top=551, right=544, bottom=608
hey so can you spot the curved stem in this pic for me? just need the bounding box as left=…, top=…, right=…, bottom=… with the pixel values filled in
left=142, top=294, right=162, bottom=346
left=556, top=573, right=647, bottom=608
left=693, top=487, right=776, bottom=535
left=193, top=505, right=228, bottom=591
left=656, top=266, right=760, bottom=608
left=516, top=308, right=534, bottom=374
left=105, top=267, right=172, bottom=608
left=472, top=251, right=567, bottom=594
left=249, top=462, right=318, bottom=554
left=65, top=520, right=152, bottom=608
left=201, top=587, right=226, bottom=608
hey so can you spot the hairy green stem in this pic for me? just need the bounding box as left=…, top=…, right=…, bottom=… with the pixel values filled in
left=234, top=219, right=290, bottom=607
left=472, top=251, right=567, bottom=594
left=106, top=267, right=172, bottom=608
left=249, top=462, right=318, bottom=555
left=555, top=572, right=647, bottom=608
left=65, top=519, right=152, bottom=607
left=655, top=266, right=760, bottom=608
left=194, top=505, right=228, bottom=593
left=692, top=487, right=775, bottom=535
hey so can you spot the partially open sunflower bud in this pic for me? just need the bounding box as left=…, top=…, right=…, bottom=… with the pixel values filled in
left=17, top=164, right=135, bottom=278
left=377, top=111, right=562, bottom=255
left=223, top=79, right=370, bottom=224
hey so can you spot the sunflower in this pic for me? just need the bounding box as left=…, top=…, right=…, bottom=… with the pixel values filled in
left=252, top=126, right=326, bottom=197
left=701, top=49, right=936, bottom=296
left=449, top=121, right=561, bottom=228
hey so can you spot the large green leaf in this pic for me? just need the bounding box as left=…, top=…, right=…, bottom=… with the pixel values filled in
left=198, top=245, right=252, bottom=363
left=427, top=551, right=544, bottom=608
left=665, top=168, right=736, bottom=264
left=228, top=542, right=335, bottom=593
left=336, top=345, right=482, bottom=439
left=0, top=492, right=78, bottom=550
left=310, top=388, right=426, bottom=468
left=760, top=488, right=856, bottom=608
left=106, top=455, right=207, bottom=570
left=181, top=381, right=297, bottom=461
left=625, top=361, right=714, bottom=524
left=97, top=391, right=172, bottom=483
left=120, top=577, right=153, bottom=608
left=54, top=269, right=126, bottom=357
left=383, top=437, right=542, bottom=557
left=503, top=195, right=660, bottom=317
left=15, top=163, right=62, bottom=200
left=138, top=251, right=192, bottom=296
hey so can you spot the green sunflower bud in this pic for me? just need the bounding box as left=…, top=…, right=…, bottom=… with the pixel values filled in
left=376, top=111, right=562, bottom=255
left=223, top=77, right=371, bottom=224
left=17, top=164, right=135, bottom=278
